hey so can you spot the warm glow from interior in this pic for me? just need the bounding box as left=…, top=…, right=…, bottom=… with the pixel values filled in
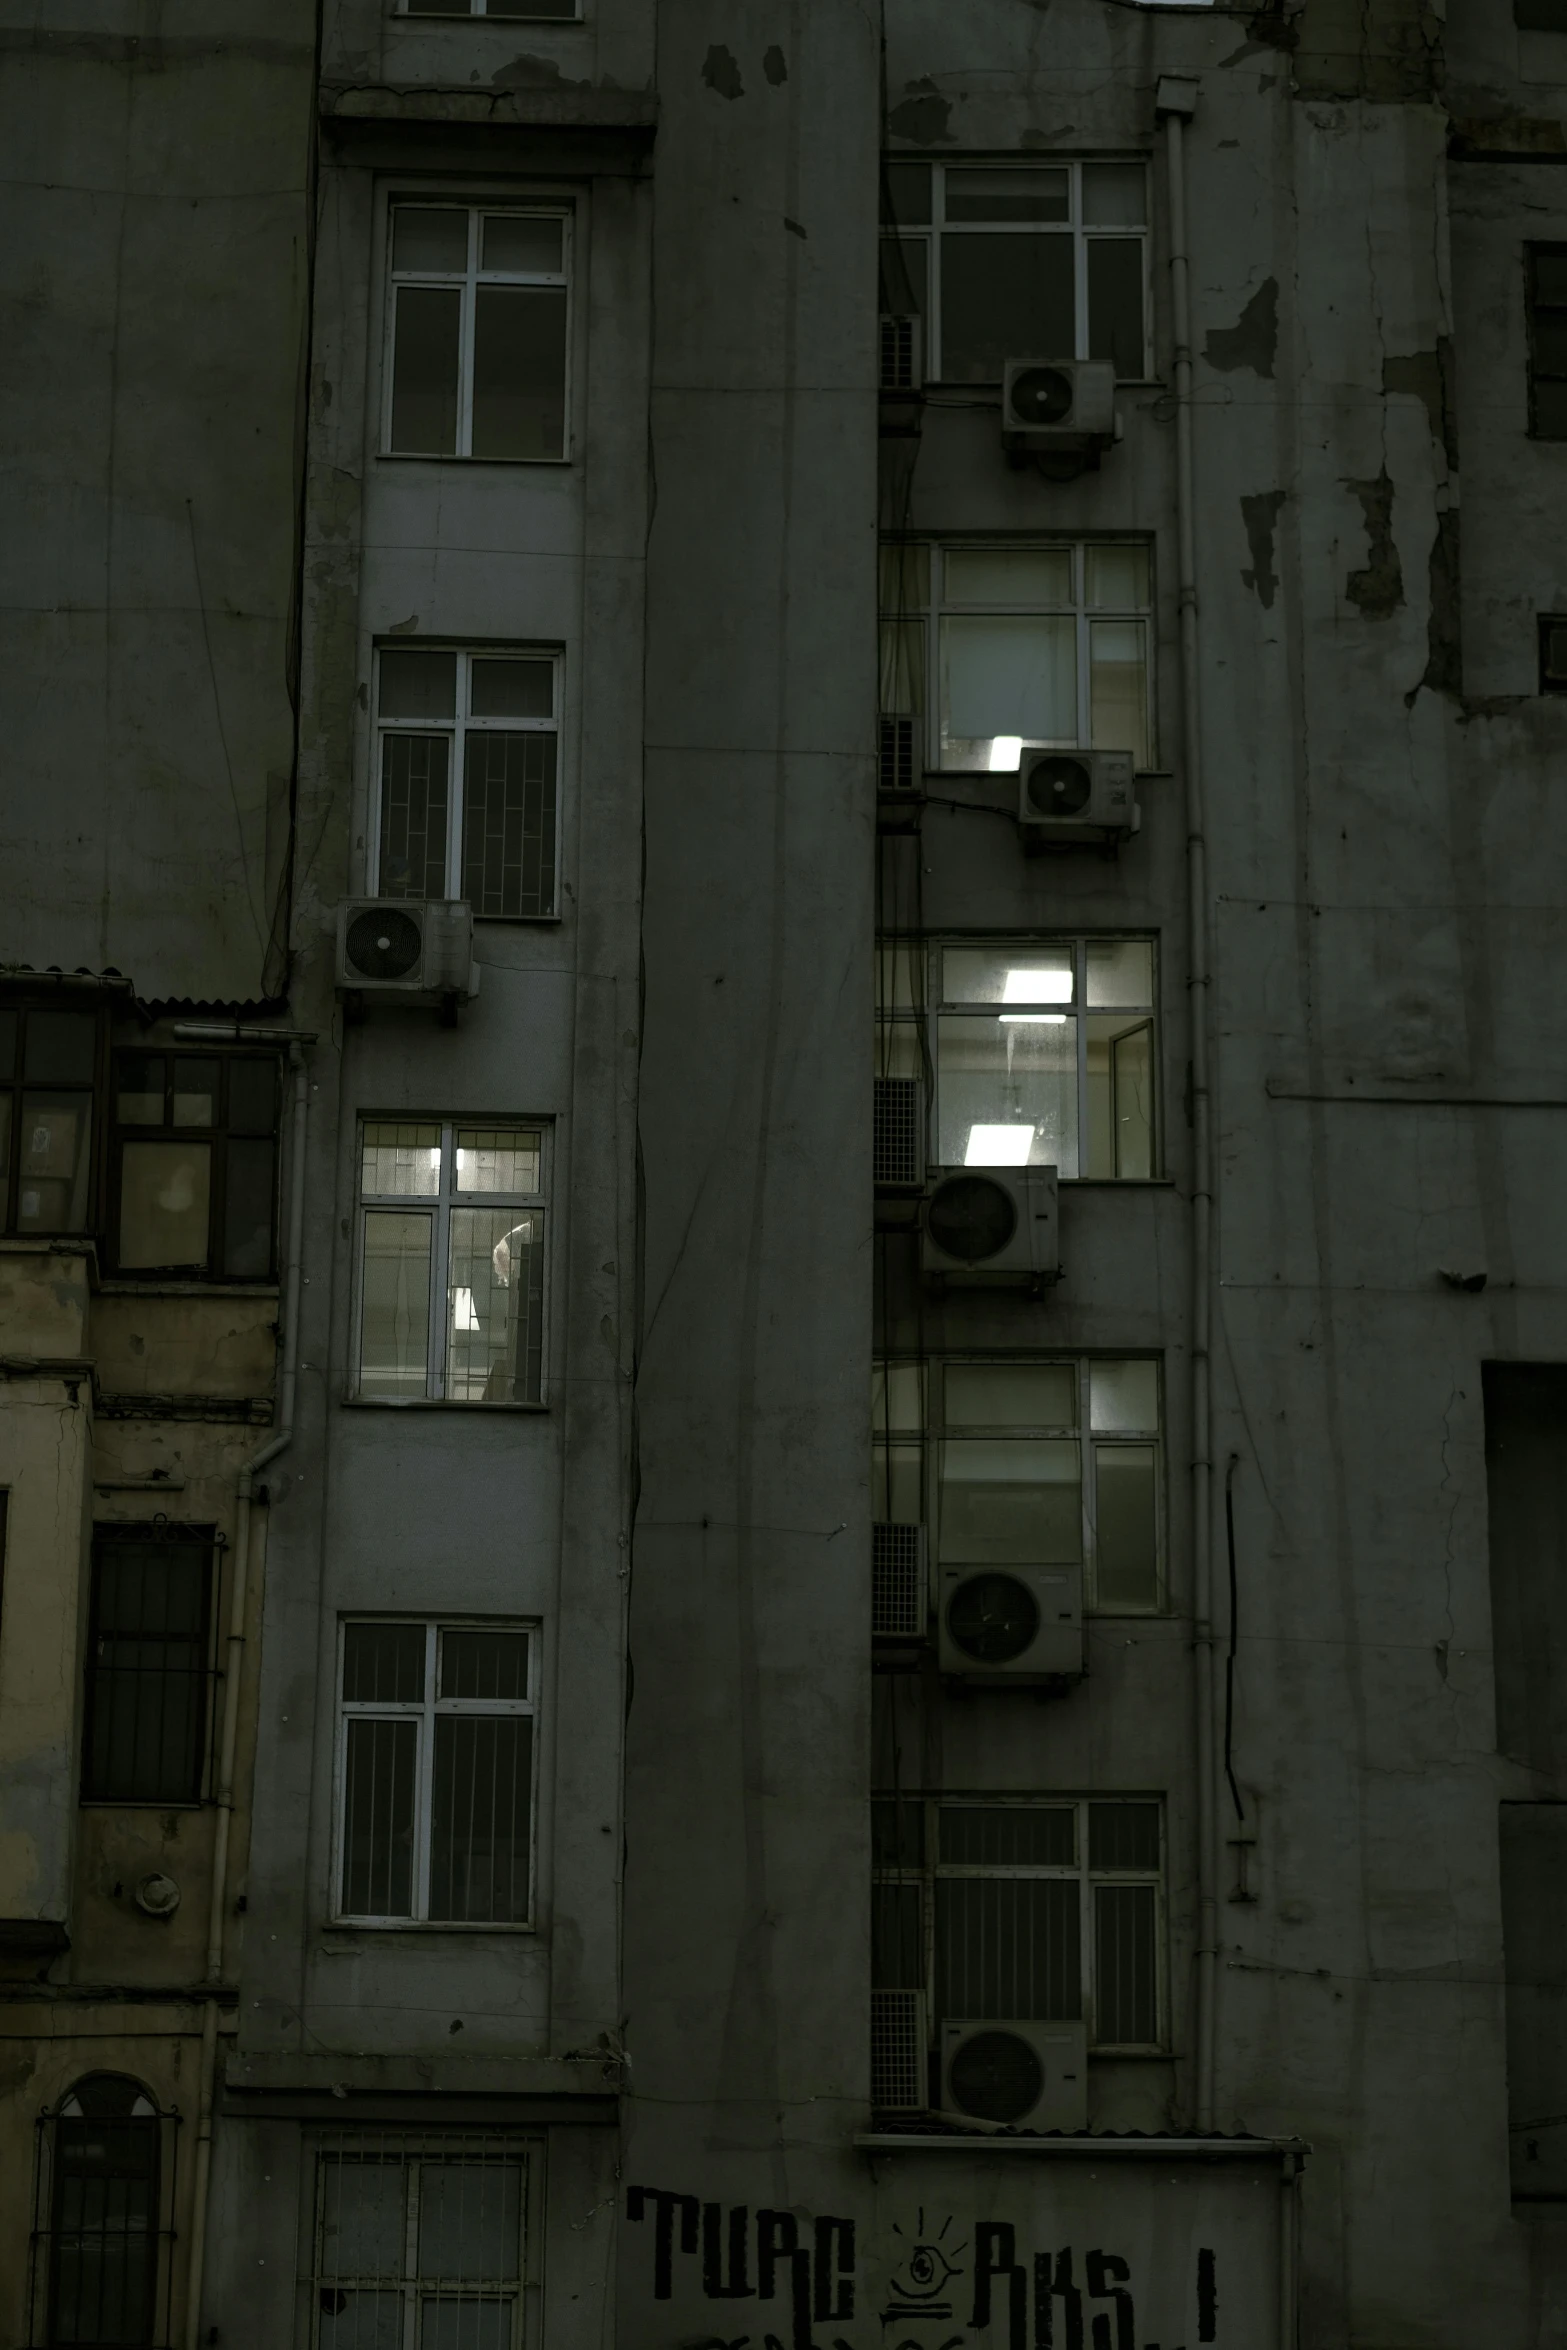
left=965, top=1124, right=1035, bottom=1166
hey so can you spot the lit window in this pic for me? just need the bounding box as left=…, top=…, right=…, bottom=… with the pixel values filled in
left=0, top=1000, right=102, bottom=1237
left=109, top=1049, right=280, bottom=1277
left=880, top=541, right=1152, bottom=776
left=356, top=1120, right=547, bottom=1404
left=336, top=1621, right=537, bottom=1925
left=879, top=160, right=1149, bottom=384
left=373, top=647, right=560, bottom=919
left=872, top=1796, right=1165, bottom=2051
left=385, top=203, right=570, bottom=461
left=312, top=2136, right=533, bottom=2349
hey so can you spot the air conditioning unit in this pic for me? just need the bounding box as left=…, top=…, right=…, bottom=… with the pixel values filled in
left=872, top=1989, right=929, bottom=2111
left=880, top=315, right=923, bottom=393
left=873, top=1522, right=926, bottom=1639
left=878, top=713, right=918, bottom=794
left=940, top=2019, right=1087, bottom=2132
left=938, top=1563, right=1084, bottom=1682
left=920, top=1166, right=1059, bottom=1284
left=1001, top=359, right=1115, bottom=455
left=1013, top=745, right=1138, bottom=842
left=336, top=900, right=477, bottom=1002
left=874, top=1076, right=924, bottom=1190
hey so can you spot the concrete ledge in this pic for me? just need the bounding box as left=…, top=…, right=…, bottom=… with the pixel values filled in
left=856, top=2132, right=1308, bottom=2160
left=318, top=81, right=655, bottom=175
left=224, top=2049, right=622, bottom=2099
left=319, top=81, right=656, bottom=130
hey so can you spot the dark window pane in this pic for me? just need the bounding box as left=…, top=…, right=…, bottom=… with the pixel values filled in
left=1533, top=250, right=1567, bottom=304
left=1087, top=238, right=1145, bottom=377
left=116, top=1054, right=165, bottom=1126
left=471, top=284, right=567, bottom=460
left=461, top=732, right=557, bottom=918
left=343, top=1622, right=426, bottom=1703
left=938, top=1804, right=1074, bottom=1866
left=429, top=1715, right=533, bottom=1921
left=0, top=1095, right=9, bottom=1226
left=879, top=235, right=927, bottom=319
left=481, top=215, right=562, bottom=274
left=24, top=1009, right=96, bottom=1083
left=379, top=736, right=451, bottom=898
left=1094, top=1882, right=1158, bottom=2042
left=227, top=1058, right=279, bottom=1135
left=392, top=207, right=468, bottom=274
left=872, top=1881, right=925, bottom=1989
left=171, top=1058, right=219, bottom=1130
left=489, top=0, right=578, bottom=12
left=390, top=286, right=461, bottom=454
left=418, top=2160, right=523, bottom=2279
left=1519, top=0, right=1567, bottom=24
left=1087, top=1798, right=1161, bottom=1872
left=380, top=652, right=458, bottom=720
left=83, top=1539, right=210, bottom=1803
left=1533, top=311, right=1567, bottom=374
left=882, top=162, right=932, bottom=226
left=118, top=1140, right=212, bottom=1269
left=414, top=0, right=470, bottom=12
left=0, top=1008, right=15, bottom=1078
left=342, top=1719, right=418, bottom=1916
left=1082, top=163, right=1146, bottom=227
left=17, top=1092, right=92, bottom=1233
left=222, top=1137, right=276, bottom=1278
left=1094, top=1445, right=1158, bottom=1607
left=1501, top=1801, right=1567, bottom=2196
left=872, top=1795, right=925, bottom=1867
left=1535, top=380, right=1567, bottom=439
left=935, top=1877, right=1080, bottom=2019
left=940, top=232, right=1074, bottom=381
left=51, top=2091, right=159, bottom=2347
left=470, top=659, right=552, bottom=719
left=440, top=1628, right=529, bottom=1700
left=946, top=168, right=1069, bottom=224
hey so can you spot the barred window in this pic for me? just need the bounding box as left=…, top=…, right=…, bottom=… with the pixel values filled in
left=34, top=2075, right=174, bottom=2350
left=872, top=1795, right=1164, bottom=2049
left=356, top=1121, right=547, bottom=1405
left=374, top=647, right=560, bottom=920
left=81, top=1527, right=216, bottom=1804
left=313, top=2136, right=533, bottom=2350
left=336, top=1622, right=537, bottom=1925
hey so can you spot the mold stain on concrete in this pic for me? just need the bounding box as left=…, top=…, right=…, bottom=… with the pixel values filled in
left=702, top=44, right=744, bottom=100
left=1205, top=278, right=1278, bottom=378
left=1241, top=490, right=1288, bottom=609
left=1344, top=469, right=1405, bottom=618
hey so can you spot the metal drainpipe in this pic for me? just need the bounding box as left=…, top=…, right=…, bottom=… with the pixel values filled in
left=172, top=1025, right=314, bottom=2348
left=1156, top=74, right=1219, bottom=2135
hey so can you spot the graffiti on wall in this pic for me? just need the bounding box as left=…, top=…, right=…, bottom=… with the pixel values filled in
left=626, top=2187, right=1221, bottom=2350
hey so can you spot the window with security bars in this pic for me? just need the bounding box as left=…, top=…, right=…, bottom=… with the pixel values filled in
left=374, top=647, right=559, bottom=919
left=356, top=1121, right=547, bottom=1404
left=32, top=2074, right=176, bottom=2349
left=81, top=1527, right=216, bottom=1804
left=336, top=1622, right=536, bottom=1925
left=872, top=1795, right=1164, bottom=2052
left=385, top=203, right=569, bottom=460
left=874, top=1355, right=1162, bottom=1619
left=312, top=2136, right=533, bottom=2350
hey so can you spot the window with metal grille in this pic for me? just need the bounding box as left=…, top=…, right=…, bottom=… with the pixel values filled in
left=108, top=1047, right=280, bottom=1278
left=871, top=1795, right=1164, bottom=2050
left=312, top=2135, right=535, bottom=2349
left=879, top=160, right=1150, bottom=385
left=32, top=2074, right=176, bottom=2349
left=82, top=1527, right=216, bottom=1805
left=385, top=203, right=570, bottom=461
left=1528, top=246, right=1567, bottom=439
left=373, top=647, right=560, bottom=919
left=878, top=712, right=917, bottom=792
left=0, top=998, right=104, bottom=1238
left=878, top=312, right=921, bottom=393
left=873, top=1075, right=923, bottom=1190
left=336, top=1622, right=536, bottom=1925
left=356, top=1122, right=547, bottom=1405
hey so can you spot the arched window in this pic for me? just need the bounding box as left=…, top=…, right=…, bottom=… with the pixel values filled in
left=45, top=2074, right=161, bottom=2347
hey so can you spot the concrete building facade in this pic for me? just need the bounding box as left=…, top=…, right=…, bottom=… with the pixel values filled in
left=6, top=0, right=1567, bottom=2345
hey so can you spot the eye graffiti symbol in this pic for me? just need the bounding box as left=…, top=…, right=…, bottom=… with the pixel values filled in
left=883, top=2210, right=969, bottom=2325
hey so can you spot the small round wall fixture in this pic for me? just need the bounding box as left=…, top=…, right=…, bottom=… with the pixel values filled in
left=133, top=1872, right=181, bottom=1920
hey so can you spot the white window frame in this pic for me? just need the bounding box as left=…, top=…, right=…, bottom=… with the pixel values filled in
left=880, top=540, right=1155, bottom=774
left=872, top=1794, right=1167, bottom=2052
left=382, top=199, right=573, bottom=462
left=877, top=934, right=1160, bottom=1181
left=873, top=1353, right=1166, bottom=1615
left=400, top=0, right=580, bottom=15
left=369, top=644, right=563, bottom=917
left=352, top=1118, right=550, bottom=1407
left=309, top=2130, right=543, bottom=2350
left=880, top=158, right=1152, bottom=382
left=332, top=1618, right=540, bottom=1929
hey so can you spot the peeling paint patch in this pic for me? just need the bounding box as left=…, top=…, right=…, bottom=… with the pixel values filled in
left=1449, top=113, right=1565, bottom=158
left=1241, top=491, right=1287, bottom=609
left=1205, top=279, right=1277, bottom=378
left=1384, top=341, right=1458, bottom=472
left=490, top=54, right=573, bottom=88
left=1344, top=471, right=1404, bottom=619
left=702, top=44, right=743, bottom=99
left=889, top=79, right=952, bottom=144
left=763, top=45, right=787, bottom=86
left=783, top=218, right=807, bottom=240
left=1292, top=0, right=1444, bottom=102
left=1412, top=510, right=1462, bottom=702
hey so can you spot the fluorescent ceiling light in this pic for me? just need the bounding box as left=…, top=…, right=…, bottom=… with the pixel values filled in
left=1001, top=1013, right=1068, bottom=1024
left=965, top=1124, right=1035, bottom=1166
left=1003, top=966, right=1073, bottom=1004
left=988, top=735, right=1023, bottom=772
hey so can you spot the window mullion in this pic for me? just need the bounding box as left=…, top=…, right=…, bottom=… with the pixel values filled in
left=449, top=657, right=467, bottom=899
left=1079, top=1801, right=1096, bottom=2042
left=460, top=218, right=477, bottom=455
left=404, top=2160, right=421, bottom=2342
left=930, top=173, right=944, bottom=378
left=415, top=1626, right=438, bottom=1919
left=1076, top=553, right=1091, bottom=750
left=1075, top=940, right=1089, bottom=1179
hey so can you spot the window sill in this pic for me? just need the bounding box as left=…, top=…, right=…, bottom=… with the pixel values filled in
left=79, top=1798, right=207, bottom=1812
left=96, top=1278, right=280, bottom=1297
left=342, top=1393, right=548, bottom=1412
left=323, top=1919, right=539, bottom=1936
left=376, top=450, right=572, bottom=469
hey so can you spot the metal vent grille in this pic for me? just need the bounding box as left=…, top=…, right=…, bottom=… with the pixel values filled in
left=879, top=314, right=919, bottom=392
left=874, top=1076, right=922, bottom=1188
left=871, top=1989, right=928, bottom=2111
left=873, top=1523, right=925, bottom=1638
left=878, top=714, right=916, bottom=792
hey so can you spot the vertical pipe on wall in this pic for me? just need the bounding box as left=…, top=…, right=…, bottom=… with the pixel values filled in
left=1157, top=75, right=1219, bottom=2134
